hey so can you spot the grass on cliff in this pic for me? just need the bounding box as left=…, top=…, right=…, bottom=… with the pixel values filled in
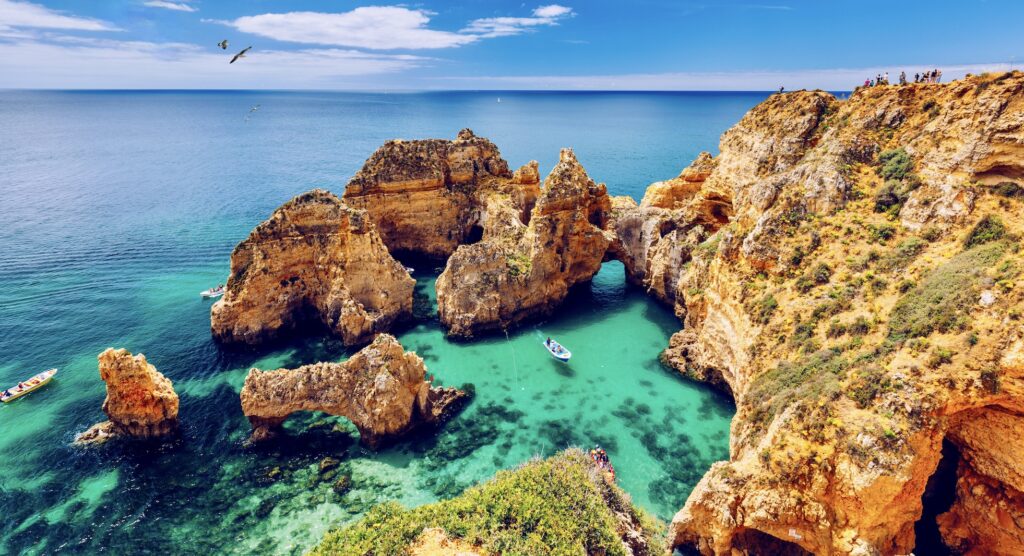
left=888, top=241, right=1007, bottom=341
left=311, top=449, right=666, bottom=556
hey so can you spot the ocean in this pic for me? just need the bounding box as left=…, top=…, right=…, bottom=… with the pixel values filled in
left=0, top=90, right=766, bottom=554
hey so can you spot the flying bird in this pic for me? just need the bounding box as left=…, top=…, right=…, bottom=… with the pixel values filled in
left=230, top=46, right=252, bottom=64
left=218, top=40, right=229, bottom=50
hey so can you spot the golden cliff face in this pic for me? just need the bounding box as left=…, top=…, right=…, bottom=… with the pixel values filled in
left=619, top=73, right=1024, bottom=555
left=239, top=334, right=466, bottom=448
left=343, top=128, right=539, bottom=259
left=210, top=189, right=414, bottom=347
left=76, top=348, right=179, bottom=444
left=435, top=148, right=613, bottom=337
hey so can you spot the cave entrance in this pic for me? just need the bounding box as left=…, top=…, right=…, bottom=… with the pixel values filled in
left=465, top=224, right=484, bottom=245
left=913, top=439, right=960, bottom=555
left=730, top=528, right=812, bottom=555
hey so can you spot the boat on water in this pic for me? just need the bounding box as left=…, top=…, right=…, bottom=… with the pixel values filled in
left=543, top=337, right=571, bottom=362
left=2, top=369, right=57, bottom=403
left=404, top=266, right=415, bottom=274
left=200, top=285, right=226, bottom=298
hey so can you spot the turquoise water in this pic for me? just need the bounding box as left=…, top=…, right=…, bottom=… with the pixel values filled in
left=0, top=91, right=757, bottom=554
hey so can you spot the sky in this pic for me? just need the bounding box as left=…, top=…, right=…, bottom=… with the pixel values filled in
left=0, top=0, right=1021, bottom=90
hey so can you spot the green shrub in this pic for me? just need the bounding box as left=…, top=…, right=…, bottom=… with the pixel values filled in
left=964, top=215, right=1005, bottom=248
left=847, top=364, right=891, bottom=408
left=849, top=316, right=871, bottom=336
left=795, top=275, right=815, bottom=293
left=813, top=263, right=833, bottom=284
left=754, top=294, right=778, bottom=324
left=897, top=279, right=916, bottom=293
left=927, top=347, right=954, bottom=368
left=921, top=226, right=943, bottom=242
left=873, top=176, right=922, bottom=213
left=748, top=349, right=846, bottom=430
left=877, top=149, right=913, bottom=181
left=980, top=366, right=1000, bottom=394
left=312, top=450, right=665, bottom=556
left=889, top=242, right=1006, bottom=341
left=869, top=223, right=897, bottom=243
left=994, top=181, right=1023, bottom=198
left=826, top=320, right=847, bottom=338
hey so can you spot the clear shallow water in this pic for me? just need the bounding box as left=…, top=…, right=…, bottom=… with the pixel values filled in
left=0, top=90, right=758, bottom=554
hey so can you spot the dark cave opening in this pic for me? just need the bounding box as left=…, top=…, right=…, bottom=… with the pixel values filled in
left=465, top=224, right=484, bottom=245
left=914, top=438, right=961, bottom=555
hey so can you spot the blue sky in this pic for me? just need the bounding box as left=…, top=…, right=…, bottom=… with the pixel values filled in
left=0, top=0, right=1020, bottom=89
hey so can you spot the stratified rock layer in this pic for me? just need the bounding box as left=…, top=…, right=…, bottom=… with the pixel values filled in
left=240, top=334, right=466, bottom=448
left=76, top=348, right=179, bottom=444
left=436, top=148, right=613, bottom=337
left=343, top=129, right=539, bottom=259
left=612, top=74, right=1024, bottom=554
left=211, top=190, right=414, bottom=346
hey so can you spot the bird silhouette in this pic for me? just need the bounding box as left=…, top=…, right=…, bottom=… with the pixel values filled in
left=230, top=46, right=252, bottom=64
left=218, top=39, right=228, bottom=50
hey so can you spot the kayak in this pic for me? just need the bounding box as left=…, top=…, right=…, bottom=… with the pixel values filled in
left=543, top=338, right=571, bottom=362
left=2, top=369, right=57, bottom=403
left=200, top=286, right=225, bottom=298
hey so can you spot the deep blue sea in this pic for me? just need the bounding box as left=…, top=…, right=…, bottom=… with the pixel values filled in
left=0, top=90, right=766, bottom=554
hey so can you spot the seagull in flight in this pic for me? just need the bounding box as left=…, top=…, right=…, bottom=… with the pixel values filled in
left=218, top=40, right=229, bottom=50
left=230, top=46, right=252, bottom=64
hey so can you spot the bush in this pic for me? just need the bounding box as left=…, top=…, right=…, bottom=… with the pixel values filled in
left=877, top=149, right=913, bottom=181
left=921, top=226, right=943, bottom=242
left=748, top=348, right=846, bottom=430
left=980, top=366, right=1000, bottom=394
left=754, top=294, right=778, bottom=324
left=994, top=181, right=1023, bottom=198
left=869, top=223, right=897, bottom=243
left=312, top=449, right=665, bottom=556
left=847, top=364, right=891, bottom=408
left=849, top=316, right=871, bottom=336
left=889, top=242, right=1006, bottom=341
left=964, top=215, right=1006, bottom=249
left=874, top=176, right=922, bottom=213
left=813, top=263, right=833, bottom=284
left=927, top=347, right=954, bottom=368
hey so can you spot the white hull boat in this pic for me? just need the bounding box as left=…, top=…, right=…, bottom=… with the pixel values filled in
left=543, top=338, right=571, bottom=362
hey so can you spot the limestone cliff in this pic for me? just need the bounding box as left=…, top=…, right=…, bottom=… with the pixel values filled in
left=342, top=129, right=540, bottom=259
left=240, top=334, right=466, bottom=448
left=75, top=348, right=179, bottom=444
left=436, top=148, right=613, bottom=337
left=614, top=73, right=1024, bottom=554
left=211, top=189, right=414, bottom=347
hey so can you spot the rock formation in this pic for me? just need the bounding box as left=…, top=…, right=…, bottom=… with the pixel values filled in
left=240, top=334, right=466, bottom=447
left=343, top=129, right=540, bottom=259
left=211, top=189, right=414, bottom=346
left=605, top=73, right=1024, bottom=554
left=75, top=348, right=179, bottom=444
left=436, top=148, right=613, bottom=337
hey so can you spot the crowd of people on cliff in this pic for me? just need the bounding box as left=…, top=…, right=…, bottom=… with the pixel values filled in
left=863, top=69, right=942, bottom=88
left=589, top=445, right=615, bottom=480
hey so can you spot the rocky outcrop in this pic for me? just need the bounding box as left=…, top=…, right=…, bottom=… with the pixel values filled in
left=211, top=190, right=414, bottom=347
left=436, top=148, right=613, bottom=337
left=75, top=348, right=179, bottom=444
left=240, top=334, right=466, bottom=448
left=343, top=129, right=540, bottom=259
left=606, top=73, right=1024, bottom=554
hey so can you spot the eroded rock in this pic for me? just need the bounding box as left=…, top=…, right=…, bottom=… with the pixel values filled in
left=436, top=148, right=613, bottom=337
left=240, top=334, right=466, bottom=448
left=211, top=189, right=414, bottom=346
left=75, top=348, right=179, bottom=444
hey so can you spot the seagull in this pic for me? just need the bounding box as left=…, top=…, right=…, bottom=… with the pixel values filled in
left=230, top=46, right=252, bottom=64
left=218, top=39, right=229, bottom=50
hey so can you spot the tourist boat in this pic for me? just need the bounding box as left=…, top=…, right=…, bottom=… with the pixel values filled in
left=543, top=338, right=571, bottom=362
left=2, top=369, right=57, bottom=403
left=200, top=285, right=225, bottom=299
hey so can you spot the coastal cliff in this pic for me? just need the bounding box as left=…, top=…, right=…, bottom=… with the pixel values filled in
left=436, top=148, right=613, bottom=337
left=76, top=348, right=179, bottom=444
left=614, top=73, right=1024, bottom=554
left=239, top=334, right=466, bottom=447
left=211, top=190, right=414, bottom=346
left=342, top=128, right=539, bottom=259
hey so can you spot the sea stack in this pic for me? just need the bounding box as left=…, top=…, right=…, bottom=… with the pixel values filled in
left=210, top=189, right=414, bottom=347
left=239, top=334, right=467, bottom=448
left=436, top=148, right=614, bottom=337
left=75, top=348, right=179, bottom=444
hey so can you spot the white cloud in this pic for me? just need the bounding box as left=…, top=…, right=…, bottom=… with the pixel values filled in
left=462, top=4, right=575, bottom=38
left=143, top=1, right=197, bottom=13
left=228, top=6, right=477, bottom=50
left=0, top=34, right=430, bottom=89
left=0, top=0, right=118, bottom=31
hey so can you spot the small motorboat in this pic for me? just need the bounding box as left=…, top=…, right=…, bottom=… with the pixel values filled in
left=543, top=338, right=571, bottom=362
left=200, top=285, right=226, bottom=299
left=2, top=369, right=57, bottom=403
left=404, top=266, right=415, bottom=274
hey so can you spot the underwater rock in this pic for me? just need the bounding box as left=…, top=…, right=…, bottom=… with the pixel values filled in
left=240, top=334, right=467, bottom=448
left=343, top=128, right=539, bottom=259
left=436, top=148, right=613, bottom=336
left=75, top=348, right=179, bottom=445
left=210, top=189, right=414, bottom=347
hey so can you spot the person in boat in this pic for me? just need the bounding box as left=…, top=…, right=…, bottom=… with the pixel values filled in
left=546, top=337, right=551, bottom=346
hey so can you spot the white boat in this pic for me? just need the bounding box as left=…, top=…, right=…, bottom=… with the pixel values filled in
left=543, top=338, right=571, bottom=362
left=2, top=369, right=57, bottom=403
left=404, top=266, right=415, bottom=274
left=200, top=285, right=225, bottom=298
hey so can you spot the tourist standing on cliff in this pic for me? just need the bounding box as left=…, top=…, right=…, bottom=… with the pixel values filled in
left=899, top=71, right=907, bottom=85
left=936, top=69, right=943, bottom=83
